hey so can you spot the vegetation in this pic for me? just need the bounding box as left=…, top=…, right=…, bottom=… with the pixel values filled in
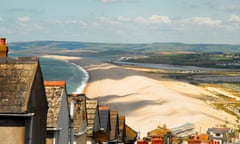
left=8, top=41, right=240, bottom=58
left=125, top=53, right=240, bottom=69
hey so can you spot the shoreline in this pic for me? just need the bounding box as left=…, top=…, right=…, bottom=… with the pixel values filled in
left=41, top=55, right=237, bottom=137
left=41, top=55, right=89, bottom=94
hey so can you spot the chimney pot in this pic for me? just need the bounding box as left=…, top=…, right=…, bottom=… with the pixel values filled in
left=0, top=38, right=6, bottom=46
left=0, top=37, right=8, bottom=57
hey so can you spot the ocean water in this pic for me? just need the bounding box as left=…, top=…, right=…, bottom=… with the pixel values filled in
left=39, top=57, right=89, bottom=94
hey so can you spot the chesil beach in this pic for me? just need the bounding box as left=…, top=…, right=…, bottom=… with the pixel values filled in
left=41, top=55, right=237, bottom=137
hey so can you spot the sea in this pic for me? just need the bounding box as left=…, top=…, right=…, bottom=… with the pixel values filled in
left=9, top=53, right=88, bottom=93
left=39, top=58, right=89, bottom=94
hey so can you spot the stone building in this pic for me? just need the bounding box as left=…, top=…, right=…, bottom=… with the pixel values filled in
left=0, top=57, right=48, bottom=144
left=44, top=81, right=70, bottom=144
left=86, top=100, right=101, bottom=144
left=109, top=111, right=119, bottom=143
left=68, top=93, right=88, bottom=144
left=94, top=106, right=111, bottom=143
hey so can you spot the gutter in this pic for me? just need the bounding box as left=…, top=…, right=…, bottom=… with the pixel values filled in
left=74, top=127, right=90, bottom=136
left=0, top=113, right=35, bottom=117
left=47, top=127, right=62, bottom=131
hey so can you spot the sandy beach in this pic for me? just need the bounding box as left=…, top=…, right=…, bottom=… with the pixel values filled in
left=42, top=55, right=237, bottom=137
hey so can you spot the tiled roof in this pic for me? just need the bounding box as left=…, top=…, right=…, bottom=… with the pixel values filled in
left=44, top=81, right=66, bottom=127
left=109, top=111, right=119, bottom=141
left=0, top=57, right=39, bottom=113
left=99, top=106, right=110, bottom=110
left=68, top=94, right=87, bottom=133
left=44, top=81, right=66, bottom=87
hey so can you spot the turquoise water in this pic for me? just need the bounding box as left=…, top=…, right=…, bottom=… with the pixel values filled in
left=39, top=57, right=88, bottom=94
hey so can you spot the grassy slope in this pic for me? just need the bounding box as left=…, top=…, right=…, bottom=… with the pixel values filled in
left=8, top=41, right=240, bottom=57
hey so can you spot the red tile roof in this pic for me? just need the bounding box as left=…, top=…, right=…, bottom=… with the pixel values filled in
left=99, top=106, right=110, bottom=110
left=44, top=81, right=66, bottom=87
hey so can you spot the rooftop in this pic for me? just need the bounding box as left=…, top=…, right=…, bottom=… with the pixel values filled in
left=44, top=80, right=66, bottom=127
left=0, top=57, right=39, bottom=113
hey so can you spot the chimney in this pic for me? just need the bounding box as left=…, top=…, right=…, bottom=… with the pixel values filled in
left=0, top=38, right=6, bottom=46
left=0, top=37, right=8, bottom=57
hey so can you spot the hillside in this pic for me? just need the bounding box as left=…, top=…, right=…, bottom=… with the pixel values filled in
left=8, top=41, right=240, bottom=59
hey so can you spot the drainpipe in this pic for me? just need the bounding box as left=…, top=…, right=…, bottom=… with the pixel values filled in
left=70, top=101, right=75, bottom=144
left=28, top=115, right=34, bottom=144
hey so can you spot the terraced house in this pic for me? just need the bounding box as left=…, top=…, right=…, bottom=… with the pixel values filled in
left=44, top=81, right=69, bottom=144
left=0, top=56, right=48, bottom=144
left=68, top=93, right=88, bottom=144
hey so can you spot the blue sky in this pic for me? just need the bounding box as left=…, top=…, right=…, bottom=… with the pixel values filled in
left=0, top=0, right=240, bottom=44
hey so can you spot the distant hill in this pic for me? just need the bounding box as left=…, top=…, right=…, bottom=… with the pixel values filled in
left=8, top=41, right=240, bottom=59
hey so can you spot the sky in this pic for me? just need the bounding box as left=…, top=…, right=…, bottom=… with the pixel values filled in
left=0, top=0, right=240, bottom=44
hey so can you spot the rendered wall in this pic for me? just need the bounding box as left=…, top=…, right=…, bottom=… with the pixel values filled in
left=0, top=127, right=25, bottom=144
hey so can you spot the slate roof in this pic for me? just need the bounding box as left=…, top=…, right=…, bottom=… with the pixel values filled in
left=207, top=127, right=230, bottom=134
left=68, top=93, right=87, bottom=133
left=118, top=115, right=126, bottom=142
left=125, top=124, right=137, bottom=142
left=0, top=57, right=39, bottom=113
left=109, top=111, right=119, bottom=141
left=86, top=100, right=99, bottom=136
left=98, top=106, right=111, bottom=133
left=44, top=81, right=66, bottom=127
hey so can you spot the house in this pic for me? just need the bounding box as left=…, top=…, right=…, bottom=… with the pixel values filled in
left=118, top=115, right=137, bottom=144
left=187, top=134, right=209, bottom=144
left=86, top=100, right=101, bottom=144
left=118, top=115, right=126, bottom=143
left=207, top=127, right=230, bottom=144
left=0, top=38, right=8, bottom=57
left=171, top=123, right=195, bottom=139
left=147, top=124, right=173, bottom=144
left=94, top=106, right=111, bottom=143
left=0, top=57, right=48, bottom=144
left=125, top=124, right=138, bottom=144
left=109, top=111, right=119, bottom=143
left=68, top=93, right=88, bottom=144
left=44, top=81, right=69, bottom=144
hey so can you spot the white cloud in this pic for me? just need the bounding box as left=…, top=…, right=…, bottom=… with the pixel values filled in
left=97, top=17, right=120, bottom=25
left=0, top=17, right=3, bottom=22
left=134, top=15, right=171, bottom=24
left=99, top=0, right=140, bottom=3
left=100, top=0, right=116, bottom=2
left=228, top=14, right=240, bottom=22
left=17, top=16, right=31, bottom=22
left=149, top=15, right=171, bottom=24
left=191, top=17, right=221, bottom=26
left=64, top=20, right=88, bottom=27
left=117, top=16, right=131, bottom=22
left=134, top=16, right=147, bottom=24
